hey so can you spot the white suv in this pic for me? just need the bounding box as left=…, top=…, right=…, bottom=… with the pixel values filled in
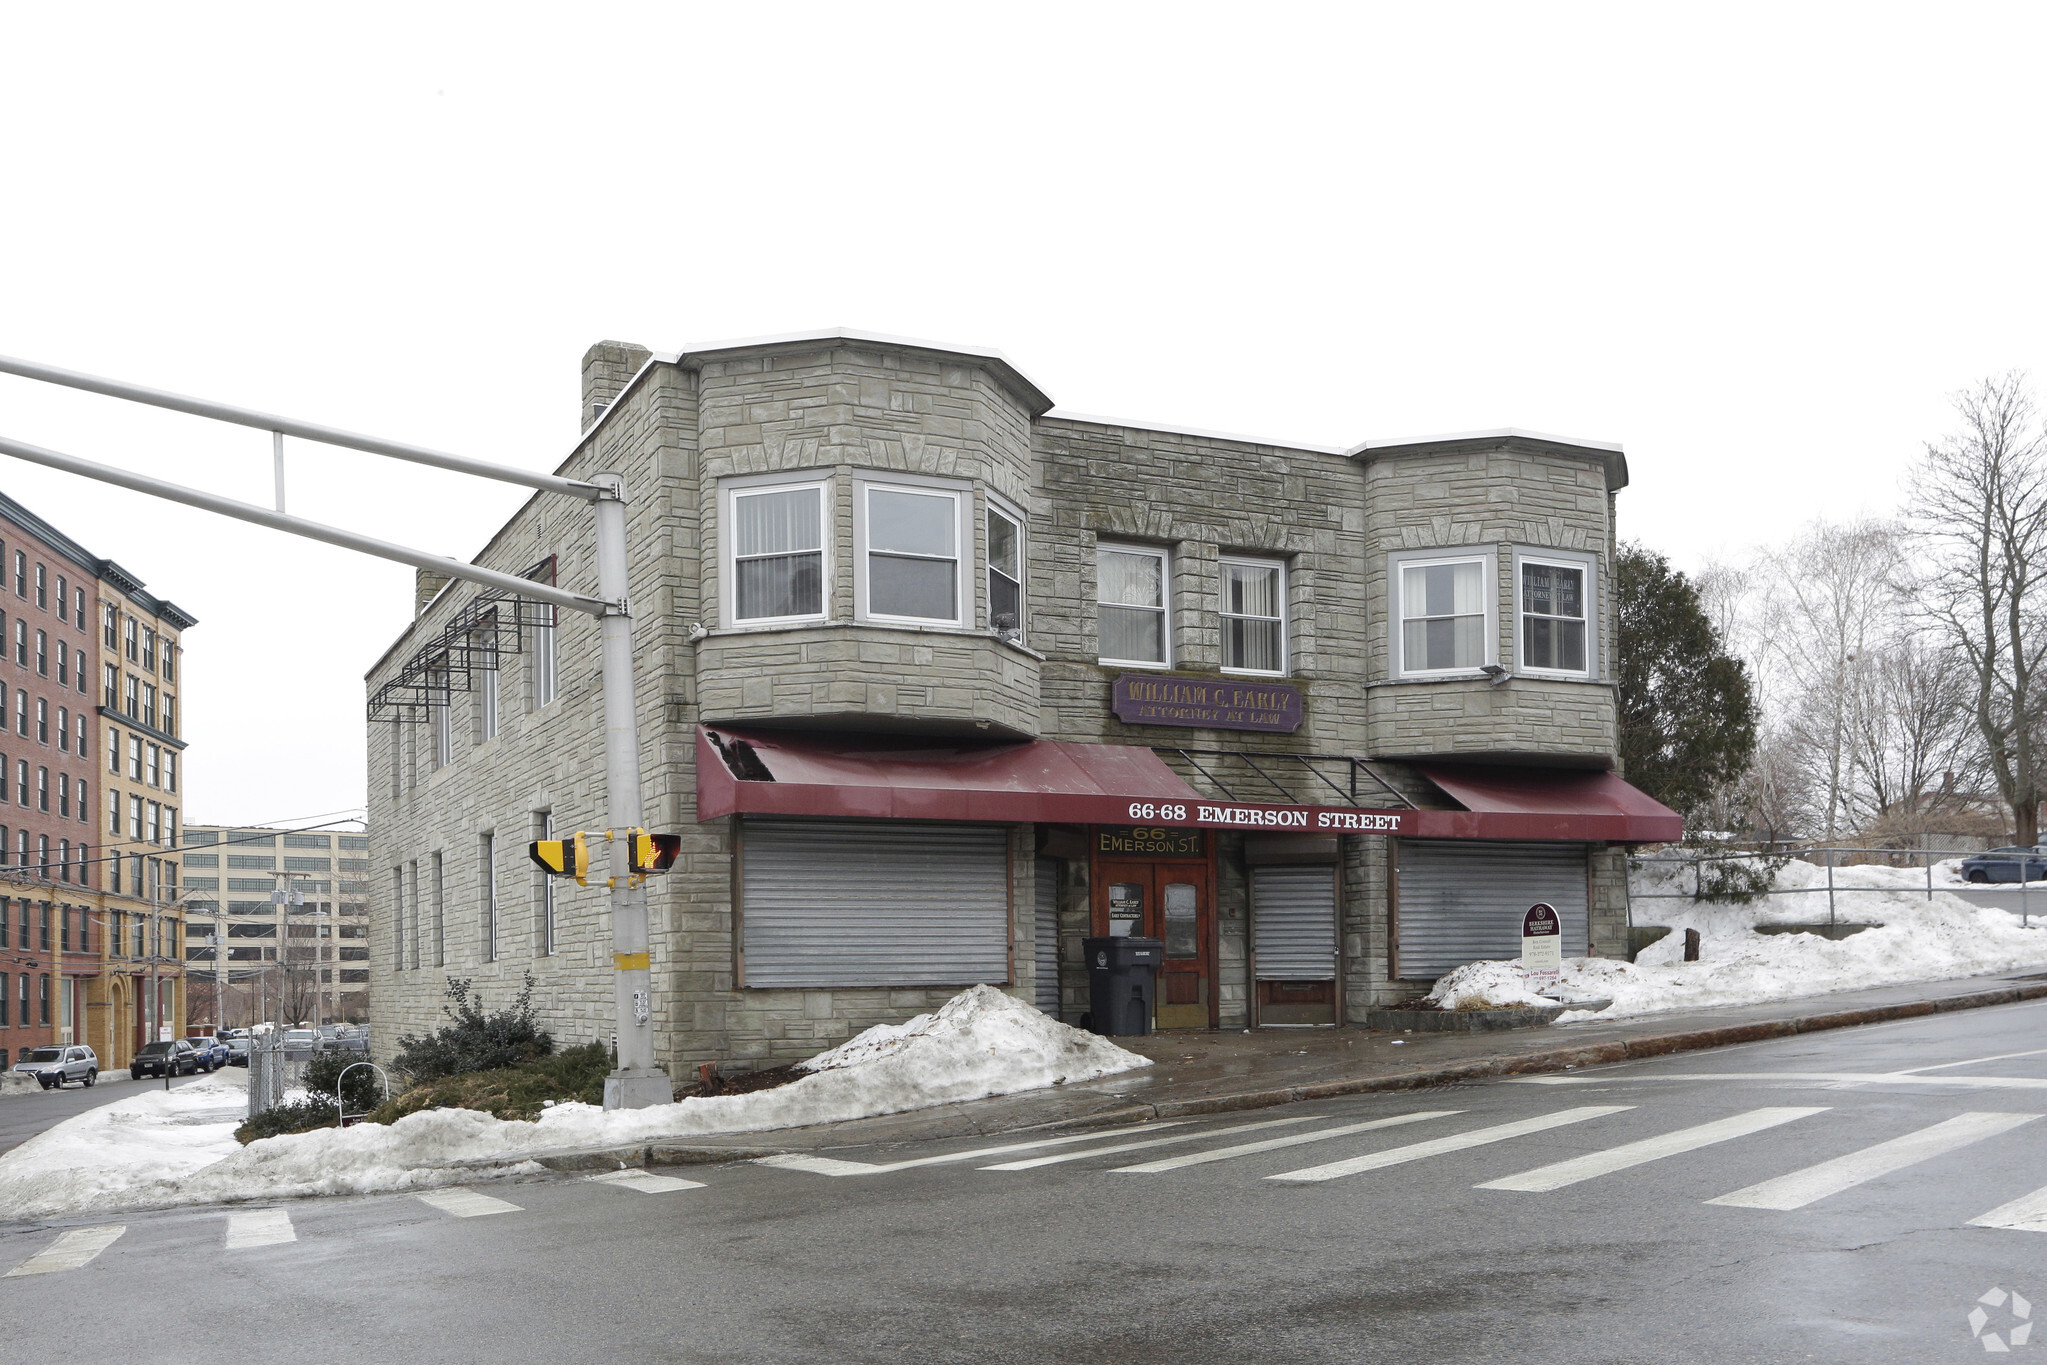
left=13, top=1045, right=98, bottom=1089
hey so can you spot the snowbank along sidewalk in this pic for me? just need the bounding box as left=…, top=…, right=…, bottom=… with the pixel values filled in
left=0, top=985, right=1149, bottom=1220
left=1427, top=856, right=2047, bottom=1021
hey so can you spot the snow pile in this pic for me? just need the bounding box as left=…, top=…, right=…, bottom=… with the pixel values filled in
left=1519, top=857, right=2044, bottom=1023
left=0, top=986, right=1148, bottom=1219
left=1424, top=961, right=1558, bottom=1011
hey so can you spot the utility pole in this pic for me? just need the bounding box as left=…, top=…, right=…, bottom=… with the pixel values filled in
left=0, top=354, right=671, bottom=1107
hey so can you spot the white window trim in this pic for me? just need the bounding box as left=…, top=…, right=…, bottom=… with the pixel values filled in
left=1218, top=554, right=1288, bottom=677
left=986, top=494, right=1026, bottom=643
left=1096, top=541, right=1173, bottom=669
left=1513, top=548, right=1599, bottom=680
left=853, top=478, right=969, bottom=628
left=720, top=474, right=832, bottom=629
left=1391, top=548, right=1498, bottom=679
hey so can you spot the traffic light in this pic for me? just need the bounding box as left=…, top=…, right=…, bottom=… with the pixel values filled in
left=528, top=831, right=592, bottom=886
left=629, top=831, right=682, bottom=875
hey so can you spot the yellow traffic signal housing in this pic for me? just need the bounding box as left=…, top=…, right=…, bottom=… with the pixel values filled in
left=528, top=831, right=593, bottom=886
left=629, top=831, right=682, bottom=875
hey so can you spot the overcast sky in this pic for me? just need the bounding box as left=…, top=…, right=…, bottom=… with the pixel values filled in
left=1, top=4, right=2042, bottom=825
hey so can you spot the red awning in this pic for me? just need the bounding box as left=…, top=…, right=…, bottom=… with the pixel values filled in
left=1414, top=765, right=1683, bottom=844
left=696, top=726, right=1203, bottom=825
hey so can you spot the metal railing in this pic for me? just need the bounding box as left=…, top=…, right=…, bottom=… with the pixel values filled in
left=245, top=1031, right=373, bottom=1119
left=1632, top=846, right=2043, bottom=930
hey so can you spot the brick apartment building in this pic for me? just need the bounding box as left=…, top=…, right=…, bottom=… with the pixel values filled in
left=366, top=330, right=1677, bottom=1078
left=0, top=490, right=193, bottom=1071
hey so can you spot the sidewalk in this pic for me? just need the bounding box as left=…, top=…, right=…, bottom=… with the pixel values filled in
left=526, top=964, right=2047, bottom=1171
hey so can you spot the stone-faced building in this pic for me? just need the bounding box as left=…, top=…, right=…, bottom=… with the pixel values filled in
left=365, top=330, right=1677, bottom=1072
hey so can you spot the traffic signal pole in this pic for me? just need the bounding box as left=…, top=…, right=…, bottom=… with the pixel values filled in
left=0, top=354, right=672, bottom=1108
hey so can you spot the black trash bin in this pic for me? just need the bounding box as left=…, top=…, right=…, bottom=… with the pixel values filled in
left=1084, top=936, right=1163, bottom=1037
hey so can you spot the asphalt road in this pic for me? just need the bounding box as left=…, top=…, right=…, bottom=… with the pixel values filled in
left=4, top=1007, right=2046, bottom=1364
left=0, top=1069, right=220, bottom=1158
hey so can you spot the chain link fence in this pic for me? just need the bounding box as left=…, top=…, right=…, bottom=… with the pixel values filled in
left=245, top=1031, right=373, bottom=1119
left=1632, top=846, right=2043, bottom=929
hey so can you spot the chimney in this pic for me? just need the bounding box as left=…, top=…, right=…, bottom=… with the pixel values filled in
left=581, top=340, right=653, bottom=431
left=415, top=568, right=451, bottom=617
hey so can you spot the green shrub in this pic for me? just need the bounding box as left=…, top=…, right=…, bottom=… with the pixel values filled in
left=367, top=1042, right=614, bottom=1124
left=392, top=974, right=553, bottom=1083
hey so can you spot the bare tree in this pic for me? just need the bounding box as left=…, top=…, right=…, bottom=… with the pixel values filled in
left=1847, top=635, right=1979, bottom=838
left=1910, top=373, right=2047, bottom=844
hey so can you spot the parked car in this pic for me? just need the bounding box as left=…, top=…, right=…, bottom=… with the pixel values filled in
left=13, top=1045, right=97, bottom=1089
left=131, top=1039, right=200, bottom=1079
left=219, top=1028, right=249, bottom=1040
left=1958, top=847, right=2047, bottom=883
left=223, top=1037, right=253, bottom=1067
left=182, top=1036, right=229, bottom=1071
left=281, top=1029, right=319, bottom=1051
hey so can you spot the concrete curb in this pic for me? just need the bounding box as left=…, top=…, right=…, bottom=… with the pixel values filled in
left=1110, top=980, right=2047, bottom=1123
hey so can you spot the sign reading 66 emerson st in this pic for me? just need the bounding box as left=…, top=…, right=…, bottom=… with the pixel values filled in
left=1521, top=902, right=1563, bottom=994
left=1120, top=800, right=1404, bottom=832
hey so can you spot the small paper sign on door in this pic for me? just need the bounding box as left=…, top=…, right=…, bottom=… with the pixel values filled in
left=1521, top=902, right=1562, bottom=996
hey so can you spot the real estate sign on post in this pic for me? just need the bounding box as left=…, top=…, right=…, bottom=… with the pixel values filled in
left=1521, top=902, right=1562, bottom=996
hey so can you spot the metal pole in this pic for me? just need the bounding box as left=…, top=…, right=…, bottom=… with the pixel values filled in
left=591, top=475, right=666, bottom=1109
left=1925, top=848, right=1933, bottom=901
left=1826, top=849, right=1836, bottom=928
left=0, top=434, right=602, bottom=616
left=272, top=431, right=286, bottom=514
left=0, top=352, right=604, bottom=500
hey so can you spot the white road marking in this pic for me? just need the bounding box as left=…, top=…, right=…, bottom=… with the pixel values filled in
left=982, top=1117, right=1314, bottom=1170
left=585, top=1170, right=705, bottom=1194
left=1970, top=1183, right=2047, bottom=1233
left=4, top=1225, right=126, bottom=1276
left=1267, top=1106, right=1634, bottom=1184
left=1513, top=1071, right=2047, bottom=1091
left=756, top=1122, right=1193, bottom=1177
left=1477, top=1107, right=1830, bottom=1192
left=1116, top=1111, right=1461, bottom=1175
left=224, top=1209, right=296, bottom=1249
left=1894, top=1048, right=2047, bottom=1075
left=1708, top=1111, right=2042, bottom=1210
left=415, top=1187, right=523, bottom=1217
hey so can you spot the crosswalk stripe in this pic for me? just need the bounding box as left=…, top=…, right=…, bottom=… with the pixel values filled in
left=1969, top=1183, right=2047, bottom=1233
left=585, top=1170, right=706, bottom=1194
left=415, top=1187, right=523, bottom=1218
left=982, top=1117, right=1315, bottom=1170
left=1476, top=1107, right=1830, bottom=1192
left=1115, top=1111, right=1461, bottom=1175
left=224, top=1209, right=297, bottom=1249
left=1708, top=1112, right=2042, bottom=1210
left=1266, top=1106, right=1634, bottom=1184
left=758, top=1122, right=1194, bottom=1177
left=4, top=1226, right=126, bottom=1276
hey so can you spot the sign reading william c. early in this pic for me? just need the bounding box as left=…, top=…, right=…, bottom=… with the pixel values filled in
left=1112, top=674, right=1304, bottom=733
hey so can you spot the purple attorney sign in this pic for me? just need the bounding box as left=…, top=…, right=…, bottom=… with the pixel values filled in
left=1111, top=674, right=1305, bottom=733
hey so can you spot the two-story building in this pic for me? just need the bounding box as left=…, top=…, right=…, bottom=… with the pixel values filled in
left=367, top=330, right=1678, bottom=1074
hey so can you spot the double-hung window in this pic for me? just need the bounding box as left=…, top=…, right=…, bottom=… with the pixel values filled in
left=987, top=503, right=1024, bottom=640
left=1516, top=552, right=1595, bottom=677
left=859, top=484, right=960, bottom=625
left=1097, top=544, right=1170, bottom=666
left=1397, top=554, right=1491, bottom=675
left=1220, top=557, right=1286, bottom=675
left=729, top=481, right=826, bottom=625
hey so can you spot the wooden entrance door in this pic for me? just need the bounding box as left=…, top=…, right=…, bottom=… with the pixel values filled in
left=1094, top=859, right=1213, bottom=1029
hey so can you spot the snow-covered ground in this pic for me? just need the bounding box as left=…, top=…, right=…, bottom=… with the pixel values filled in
left=0, top=985, right=1148, bottom=1220
left=1427, top=856, right=2047, bottom=1021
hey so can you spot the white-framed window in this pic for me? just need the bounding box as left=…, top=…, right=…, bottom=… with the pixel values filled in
left=480, top=832, right=497, bottom=963
left=533, top=608, right=556, bottom=708
left=1097, top=543, right=1171, bottom=667
left=431, top=697, right=452, bottom=769
left=1515, top=549, right=1597, bottom=678
left=1394, top=551, right=1494, bottom=676
left=477, top=636, right=499, bottom=743
left=857, top=482, right=962, bottom=626
left=725, top=478, right=828, bottom=626
left=1220, top=557, right=1286, bottom=675
left=537, top=810, right=555, bottom=956
left=987, top=501, right=1024, bottom=641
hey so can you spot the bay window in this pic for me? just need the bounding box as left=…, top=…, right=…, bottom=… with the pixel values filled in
left=859, top=484, right=960, bottom=625
left=1097, top=544, right=1169, bottom=666
left=1516, top=551, right=1596, bottom=677
left=1220, top=557, right=1285, bottom=675
left=987, top=503, right=1024, bottom=640
left=728, top=481, right=826, bottom=624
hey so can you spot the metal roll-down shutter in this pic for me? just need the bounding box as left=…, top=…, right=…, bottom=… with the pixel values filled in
left=1034, top=855, right=1060, bottom=1014
left=1395, top=840, right=1589, bottom=980
left=741, top=819, right=1010, bottom=989
left=1251, top=865, right=1337, bottom=980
